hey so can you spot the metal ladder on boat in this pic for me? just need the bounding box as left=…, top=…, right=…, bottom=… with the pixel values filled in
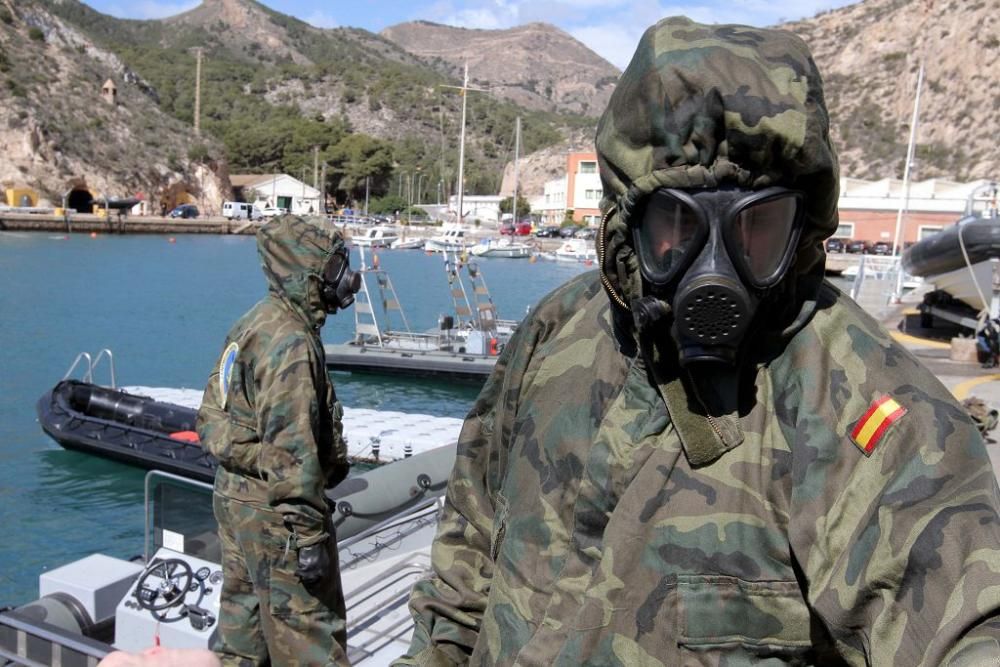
left=62, top=348, right=117, bottom=388
left=464, top=262, right=499, bottom=336
left=443, top=252, right=476, bottom=329
left=353, top=251, right=413, bottom=345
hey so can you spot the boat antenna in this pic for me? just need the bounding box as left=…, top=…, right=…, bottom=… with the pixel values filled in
left=891, top=61, right=924, bottom=301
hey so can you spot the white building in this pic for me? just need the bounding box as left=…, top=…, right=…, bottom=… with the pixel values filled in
left=448, top=194, right=504, bottom=225
left=533, top=177, right=567, bottom=226
left=230, top=174, right=322, bottom=215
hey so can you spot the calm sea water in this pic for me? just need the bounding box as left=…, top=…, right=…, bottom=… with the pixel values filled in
left=0, top=230, right=590, bottom=605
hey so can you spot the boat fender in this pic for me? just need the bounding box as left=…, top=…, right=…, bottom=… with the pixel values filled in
left=489, top=338, right=498, bottom=356
left=170, top=431, right=200, bottom=443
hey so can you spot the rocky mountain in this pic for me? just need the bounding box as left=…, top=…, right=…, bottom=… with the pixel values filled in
left=785, top=0, right=999, bottom=182
left=6, top=0, right=995, bottom=212
left=380, top=21, right=619, bottom=118
left=0, top=0, right=229, bottom=210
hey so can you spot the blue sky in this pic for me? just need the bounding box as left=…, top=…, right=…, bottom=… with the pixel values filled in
left=84, top=0, right=858, bottom=69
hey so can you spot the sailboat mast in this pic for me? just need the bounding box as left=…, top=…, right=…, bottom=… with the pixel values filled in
left=512, top=116, right=521, bottom=224
left=891, top=62, right=924, bottom=258
left=891, top=62, right=924, bottom=300
left=456, top=63, right=469, bottom=226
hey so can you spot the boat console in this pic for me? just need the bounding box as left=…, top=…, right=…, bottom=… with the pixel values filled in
left=0, top=446, right=456, bottom=665
left=114, top=548, right=223, bottom=652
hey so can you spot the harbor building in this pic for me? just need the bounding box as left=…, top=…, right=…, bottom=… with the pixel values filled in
left=836, top=178, right=996, bottom=245
left=230, top=173, right=322, bottom=215
left=530, top=152, right=603, bottom=227
left=446, top=194, right=504, bottom=225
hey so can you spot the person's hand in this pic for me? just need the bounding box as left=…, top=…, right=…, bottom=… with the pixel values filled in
left=295, top=542, right=329, bottom=586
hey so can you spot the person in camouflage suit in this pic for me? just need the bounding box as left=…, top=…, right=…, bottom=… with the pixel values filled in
left=397, top=17, right=1000, bottom=666
left=196, top=215, right=359, bottom=666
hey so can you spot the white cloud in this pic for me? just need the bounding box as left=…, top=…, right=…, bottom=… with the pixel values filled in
left=103, top=0, right=199, bottom=20
left=305, top=11, right=339, bottom=29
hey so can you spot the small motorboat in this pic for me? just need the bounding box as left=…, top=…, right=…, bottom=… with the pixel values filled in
left=424, top=226, right=471, bottom=252
left=470, top=237, right=533, bottom=259
left=351, top=226, right=400, bottom=248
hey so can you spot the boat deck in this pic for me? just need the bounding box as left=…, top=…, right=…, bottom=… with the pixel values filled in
left=324, top=343, right=496, bottom=380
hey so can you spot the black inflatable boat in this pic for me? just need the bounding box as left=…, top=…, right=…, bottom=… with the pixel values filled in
left=902, top=214, right=1000, bottom=278
left=37, top=380, right=218, bottom=482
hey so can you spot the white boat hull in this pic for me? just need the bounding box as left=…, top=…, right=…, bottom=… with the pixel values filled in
left=470, top=241, right=532, bottom=258
left=927, top=260, right=995, bottom=311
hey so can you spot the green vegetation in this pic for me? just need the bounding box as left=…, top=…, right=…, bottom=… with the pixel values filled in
left=28, top=27, right=44, bottom=41
left=40, top=0, right=595, bottom=207
left=499, top=195, right=531, bottom=215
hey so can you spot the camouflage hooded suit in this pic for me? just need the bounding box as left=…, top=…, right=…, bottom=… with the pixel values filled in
left=398, top=18, right=1000, bottom=666
left=197, top=216, right=350, bottom=666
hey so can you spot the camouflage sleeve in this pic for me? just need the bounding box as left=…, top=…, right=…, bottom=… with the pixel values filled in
left=787, top=381, right=1000, bottom=665
left=256, top=331, right=330, bottom=547
left=395, top=321, right=535, bottom=666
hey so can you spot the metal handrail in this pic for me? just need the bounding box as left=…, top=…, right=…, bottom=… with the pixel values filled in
left=60, top=349, right=117, bottom=387
left=91, top=348, right=117, bottom=388
left=337, top=496, right=442, bottom=553
left=61, top=352, right=93, bottom=383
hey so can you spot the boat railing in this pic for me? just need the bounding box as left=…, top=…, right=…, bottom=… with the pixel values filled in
left=343, top=551, right=433, bottom=664
left=62, top=348, right=117, bottom=388
left=338, top=496, right=442, bottom=568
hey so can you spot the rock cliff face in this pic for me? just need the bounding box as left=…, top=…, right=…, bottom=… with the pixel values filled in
left=380, top=21, right=619, bottom=118
left=0, top=0, right=230, bottom=211
left=784, top=0, right=999, bottom=181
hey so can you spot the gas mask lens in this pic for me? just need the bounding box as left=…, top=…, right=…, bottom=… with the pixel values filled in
left=634, top=191, right=707, bottom=286
left=729, top=193, right=803, bottom=287
left=634, top=187, right=803, bottom=289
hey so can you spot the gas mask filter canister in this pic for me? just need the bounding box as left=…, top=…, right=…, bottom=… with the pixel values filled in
left=631, top=187, right=805, bottom=365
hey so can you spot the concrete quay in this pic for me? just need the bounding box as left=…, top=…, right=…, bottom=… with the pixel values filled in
left=878, top=296, right=1000, bottom=478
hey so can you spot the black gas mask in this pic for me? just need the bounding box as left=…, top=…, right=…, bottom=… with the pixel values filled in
left=630, top=186, right=805, bottom=366
left=320, top=248, right=362, bottom=314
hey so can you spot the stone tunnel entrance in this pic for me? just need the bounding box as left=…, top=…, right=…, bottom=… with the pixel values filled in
left=67, top=188, right=94, bottom=214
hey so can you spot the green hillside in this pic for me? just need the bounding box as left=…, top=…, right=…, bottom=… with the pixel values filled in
left=39, top=0, right=595, bottom=208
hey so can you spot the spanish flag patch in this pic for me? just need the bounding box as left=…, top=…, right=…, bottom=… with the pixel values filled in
left=850, top=395, right=907, bottom=456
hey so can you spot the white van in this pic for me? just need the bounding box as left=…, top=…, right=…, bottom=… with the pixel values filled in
left=223, top=201, right=262, bottom=221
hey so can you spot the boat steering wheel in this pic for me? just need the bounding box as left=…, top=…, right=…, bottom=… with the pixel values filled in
left=134, top=558, right=196, bottom=614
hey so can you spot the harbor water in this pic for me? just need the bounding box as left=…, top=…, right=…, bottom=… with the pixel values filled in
left=0, top=231, right=591, bottom=605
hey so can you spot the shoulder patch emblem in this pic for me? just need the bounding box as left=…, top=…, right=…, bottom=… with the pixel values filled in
left=219, top=342, right=239, bottom=409
left=850, top=395, right=907, bottom=456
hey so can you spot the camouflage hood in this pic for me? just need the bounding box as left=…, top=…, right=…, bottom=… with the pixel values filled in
left=596, top=17, right=839, bottom=345
left=257, top=215, right=345, bottom=331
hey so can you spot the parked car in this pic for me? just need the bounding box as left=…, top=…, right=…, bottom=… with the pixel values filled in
left=168, top=204, right=199, bottom=219
left=575, top=227, right=597, bottom=241
left=535, top=226, right=561, bottom=238
left=871, top=241, right=893, bottom=255
left=261, top=206, right=289, bottom=218
left=825, top=237, right=845, bottom=253
left=500, top=222, right=516, bottom=235
left=559, top=225, right=580, bottom=238
left=845, top=239, right=869, bottom=254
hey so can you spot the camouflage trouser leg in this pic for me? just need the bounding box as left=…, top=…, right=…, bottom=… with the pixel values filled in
left=212, top=492, right=349, bottom=667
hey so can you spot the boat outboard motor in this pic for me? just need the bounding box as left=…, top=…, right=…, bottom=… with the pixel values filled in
left=321, top=247, right=362, bottom=313
left=66, top=382, right=198, bottom=432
